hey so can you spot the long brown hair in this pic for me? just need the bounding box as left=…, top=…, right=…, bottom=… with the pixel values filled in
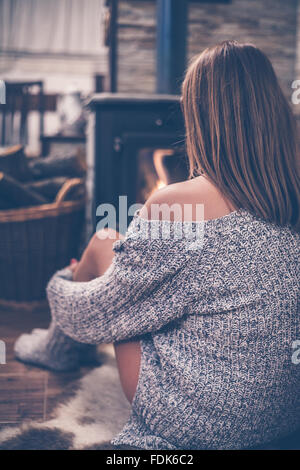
left=182, top=40, right=300, bottom=231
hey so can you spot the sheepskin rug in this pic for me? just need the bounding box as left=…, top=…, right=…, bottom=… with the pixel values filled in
left=0, top=352, right=131, bottom=450
left=1, top=348, right=300, bottom=450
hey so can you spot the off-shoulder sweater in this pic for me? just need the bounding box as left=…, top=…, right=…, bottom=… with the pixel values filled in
left=46, top=209, right=300, bottom=449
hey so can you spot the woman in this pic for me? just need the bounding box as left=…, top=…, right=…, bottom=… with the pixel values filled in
left=15, top=40, right=300, bottom=450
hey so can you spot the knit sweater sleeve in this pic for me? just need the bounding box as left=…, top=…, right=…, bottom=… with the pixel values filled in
left=46, top=213, right=202, bottom=344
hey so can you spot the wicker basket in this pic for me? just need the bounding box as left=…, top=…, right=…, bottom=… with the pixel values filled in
left=0, top=178, right=85, bottom=302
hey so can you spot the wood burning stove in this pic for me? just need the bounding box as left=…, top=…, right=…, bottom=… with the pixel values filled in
left=88, top=93, right=187, bottom=229
left=89, top=1, right=229, bottom=230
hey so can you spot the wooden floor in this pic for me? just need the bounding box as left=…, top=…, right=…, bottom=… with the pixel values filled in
left=1, top=304, right=300, bottom=450
left=0, top=302, right=99, bottom=429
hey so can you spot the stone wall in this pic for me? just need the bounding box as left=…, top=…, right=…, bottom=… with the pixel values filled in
left=118, top=1, right=156, bottom=93
left=296, top=0, right=300, bottom=76
left=117, top=0, right=299, bottom=105
left=295, top=0, right=300, bottom=115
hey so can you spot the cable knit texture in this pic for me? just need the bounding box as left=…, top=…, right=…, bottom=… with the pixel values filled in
left=46, top=209, right=300, bottom=450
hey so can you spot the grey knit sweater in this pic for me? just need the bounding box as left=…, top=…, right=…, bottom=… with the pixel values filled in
left=47, top=209, right=300, bottom=450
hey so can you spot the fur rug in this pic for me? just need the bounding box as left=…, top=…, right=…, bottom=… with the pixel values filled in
left=0, top=352, right=131, bottom=450
left=1, top=349, right=300, bottom=450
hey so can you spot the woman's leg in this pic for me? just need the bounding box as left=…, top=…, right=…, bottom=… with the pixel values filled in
left=14, top=320, right=97, bottom=371
left=73, top=230, right=141, bottom=404
left=113, top=339, right=141, bottom=404
left=15, top=229, right=141, bottom=403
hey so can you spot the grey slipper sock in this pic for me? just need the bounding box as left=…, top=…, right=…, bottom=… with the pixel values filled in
left=14, top=321, right=97, bottom=371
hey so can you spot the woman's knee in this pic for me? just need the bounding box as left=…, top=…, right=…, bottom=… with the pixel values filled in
left=95, top=228, right=123, bottom=242
left=83, top=229, right=123, bottom=277
left=88, top=229, right=121, bottom=259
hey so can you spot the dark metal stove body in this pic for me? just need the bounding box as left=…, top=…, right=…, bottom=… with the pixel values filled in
left=89, top=93, right=185, bottom=228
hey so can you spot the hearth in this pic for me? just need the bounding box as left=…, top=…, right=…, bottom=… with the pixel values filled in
left=88, top=93, right=187, bottom=230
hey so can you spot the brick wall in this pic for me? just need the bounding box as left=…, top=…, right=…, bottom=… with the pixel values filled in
left=117, top=0, right=299, bottom=106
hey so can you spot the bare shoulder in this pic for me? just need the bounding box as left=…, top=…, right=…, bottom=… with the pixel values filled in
left=139, top=176, right=234, bottom=221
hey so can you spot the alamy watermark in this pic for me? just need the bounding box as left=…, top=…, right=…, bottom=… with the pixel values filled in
left=292, top=340, right=300, bottom=365
left=291, top=80, right=300, bottom=105
left=95, top=196, right=205, bottom=250
left=0, top=340, right=6, bottom=364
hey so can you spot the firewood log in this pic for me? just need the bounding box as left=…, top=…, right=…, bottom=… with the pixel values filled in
left=0, top=172, right=48, bottom=208
left=25, top=177, right=68, bottom=201
left=0, top=145, right=32, bottom=182
left=25, top=177, right=85, bottom=202
left=28, top=151, right=87, bottom=180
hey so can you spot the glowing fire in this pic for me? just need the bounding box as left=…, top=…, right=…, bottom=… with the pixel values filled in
left=150, top=179, right=166, bottom=196
left=156, top=180, right=166, bottom=190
